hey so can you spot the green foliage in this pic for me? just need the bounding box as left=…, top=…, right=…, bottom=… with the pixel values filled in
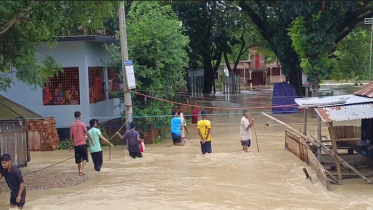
left=239, top=1, right=373, bottom=95
left=104, top=2, right=189, bottom=129
left=127, top=2, right=189, bottom=93
left=0, top=1, right=115, bottom=91
left=97, top=126, right=110, bottom=146
left=288, top=14, right=333, bottom=87
left=330, top=27, right=371, bottom=82
left=57, top=139, right=72, bottom=150
left=220, top=3, right=270, bottom=71
left=153, top=130, right=169, bottom=145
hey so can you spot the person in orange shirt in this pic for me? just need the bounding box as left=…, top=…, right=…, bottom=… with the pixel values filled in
left=43, top=84, right=52, bottom=105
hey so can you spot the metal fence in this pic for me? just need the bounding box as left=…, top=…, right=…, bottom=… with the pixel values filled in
left=190, top=76, right=204, bottom=97
left=223, top=72, right=240, bottom=94
left=0, top=120, right=29, bottom=167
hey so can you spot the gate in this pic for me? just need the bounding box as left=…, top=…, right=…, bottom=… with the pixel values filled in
left=223, top=71, right=240, bottom=94
left=0, top=120, right=29, bottom=167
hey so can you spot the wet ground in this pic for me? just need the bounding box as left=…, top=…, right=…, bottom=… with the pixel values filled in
left=1, top=83, right=373, bottom=210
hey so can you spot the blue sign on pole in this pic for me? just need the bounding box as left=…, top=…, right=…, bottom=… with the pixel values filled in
left=125, top=60, right=133, bottom=66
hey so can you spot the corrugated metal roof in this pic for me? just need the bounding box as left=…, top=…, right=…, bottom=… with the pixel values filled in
left=294, top=94, right=373, bottom=108
left=315, top=104, right=373, bottom=122
left=354, top=82, right=373, bottom=98
left=0, top=94, right=41, bottom=120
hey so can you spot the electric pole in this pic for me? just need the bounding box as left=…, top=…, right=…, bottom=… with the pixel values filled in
left=119, top=1, right=132, bottom=130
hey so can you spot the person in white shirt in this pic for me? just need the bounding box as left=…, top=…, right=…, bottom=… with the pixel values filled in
left=178, top=110, right=189, bottom=145
left=240, top=110, right=254, bottom=152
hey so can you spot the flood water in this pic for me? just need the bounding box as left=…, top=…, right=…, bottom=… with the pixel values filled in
left=1, top=83, right=373, bottom=210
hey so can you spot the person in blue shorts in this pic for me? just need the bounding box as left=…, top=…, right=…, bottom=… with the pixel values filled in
left=197, top=110, right=212, bottom=154
left=170, top=111, right=182, bottom=146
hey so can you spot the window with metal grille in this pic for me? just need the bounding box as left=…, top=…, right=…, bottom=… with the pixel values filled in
left=107, top=69, right=120, bottom=99
left=88, top=67, right=105, bottom=103
left=43, top=67, right=80, bottom=106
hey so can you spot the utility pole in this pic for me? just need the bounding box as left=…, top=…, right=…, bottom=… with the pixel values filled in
left=119, top=1, right=132, bottom=130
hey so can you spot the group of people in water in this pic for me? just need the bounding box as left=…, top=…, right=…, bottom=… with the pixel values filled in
left=170, top=108, right=254, bottom=154
left=0, top=108, right=254, bottom=209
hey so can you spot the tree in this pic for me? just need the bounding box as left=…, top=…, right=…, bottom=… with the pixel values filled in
left=330, top=26, right=371, bottom=83
left=220, top=3, right=266, bottom=73
left=173, top=1, right=227, bottom=93
left=220, top=3, right=270, bottom=92
left=0, top=1, right=115, bottom=91
left=104, top=1, right=189, bottom=128
left=288, top=13, right=332, bottom=97
left=239, top=1, right=373, bottom=96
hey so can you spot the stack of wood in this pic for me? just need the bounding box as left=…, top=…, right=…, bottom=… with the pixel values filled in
left=26, top=117, right=59, bottom=151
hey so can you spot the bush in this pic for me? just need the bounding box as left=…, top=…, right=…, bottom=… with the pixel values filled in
left=57, top=140, right=72, bottom=150
left=153, top=130, right=169, bottom=145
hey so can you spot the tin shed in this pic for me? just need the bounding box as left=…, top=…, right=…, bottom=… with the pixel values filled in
left=0, top=94, right=42, bottom=166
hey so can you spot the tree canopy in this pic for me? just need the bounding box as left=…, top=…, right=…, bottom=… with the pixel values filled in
left=173, top=1, right=268, bottom=93
left=239, top=1, right=373, bottom=96
left=0, top=1, right=115, bottom=91
left=104, top=1, right=189, bottom=128
left=330, top=26, right=371, bottom=83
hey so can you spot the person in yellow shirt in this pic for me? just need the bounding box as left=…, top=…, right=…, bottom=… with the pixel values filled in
left=197, top=110, right=212, bottom=154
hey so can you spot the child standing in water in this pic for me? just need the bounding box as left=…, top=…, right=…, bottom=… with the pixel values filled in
left=197, top=110, right=212, bottom=154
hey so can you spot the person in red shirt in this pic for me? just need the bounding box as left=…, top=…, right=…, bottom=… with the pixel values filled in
left=69, top=111, right=94, bottom=176
left=191, top=103, right=200, bottom=124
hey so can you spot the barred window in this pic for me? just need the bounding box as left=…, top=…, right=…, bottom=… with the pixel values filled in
left=43, top=67, right=80, bottom=106
left=88, top=67, right=105, bottom=103
left=108, top=69, right=121, bottom=99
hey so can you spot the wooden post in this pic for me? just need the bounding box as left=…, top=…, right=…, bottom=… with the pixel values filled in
left=119, top=1, right=132, bottom=131
left=109, top=146, right=112, bottom=161
left=238, top=75, right=241, bottom=93
left=328, top=122, right=343, bottom=184
left=303, top=108, right=307, bottom=135
left=317, top=115, right=322, bottom=162
left=244, top=67, right=246, bottom=86
left=303, top=86, right=309, bottom=135
left=253, top=125, right=259, bottom=153
left=261, top=112, right=372, bottom=184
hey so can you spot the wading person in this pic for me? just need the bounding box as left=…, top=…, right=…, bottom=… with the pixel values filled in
left=178, top=109, right=189, bottom=145
left=170, top=111, right=182, bottom=146
left=70, top=111, right=94, bottom=176
left=191, top=103, right=200, bottom=124
left=197, top=110, right=212, bottom=154
left=0, top=154, right=26, bottom=210
left=240, top=110, right=254, bottom=152
left=88, top=119, right=113, bottom=172
left=117, top=122, right=144, bottom=159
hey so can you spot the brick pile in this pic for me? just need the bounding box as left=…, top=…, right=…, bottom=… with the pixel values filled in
left=26, top=117, right=59, bottom=151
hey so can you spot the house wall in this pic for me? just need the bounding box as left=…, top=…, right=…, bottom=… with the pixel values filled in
left=89, top=99, right=122, bottom=122
left=0, top=41, right=122, bottom=128
left=85, top=42, right=122, bottom=120
left=268, top=67, right=284, bottom=84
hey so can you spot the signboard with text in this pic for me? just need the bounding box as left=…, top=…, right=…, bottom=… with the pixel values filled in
left=125, top=60, right=136, bottom=89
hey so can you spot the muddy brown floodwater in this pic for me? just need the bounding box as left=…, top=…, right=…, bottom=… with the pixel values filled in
left=1, top=84, right=373, bottom=210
